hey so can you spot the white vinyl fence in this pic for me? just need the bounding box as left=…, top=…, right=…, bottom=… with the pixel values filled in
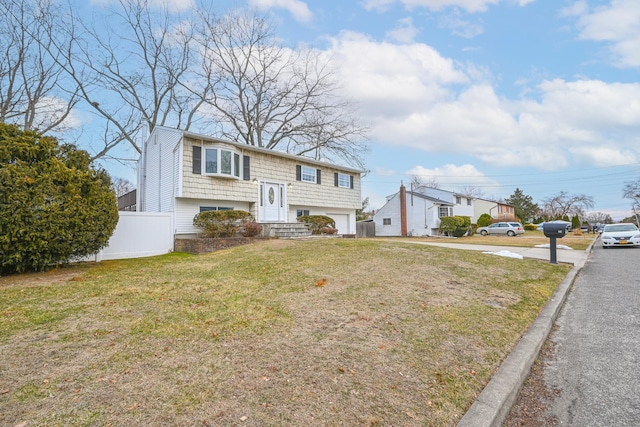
left=91, top=211, right=174, bottom=261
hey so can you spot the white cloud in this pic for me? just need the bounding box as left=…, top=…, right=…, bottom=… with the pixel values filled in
left=325, top=32, right=640, bottom=171
left=438, top=9, right=485, bottom=38
left=569, top=145, right=639, bottom=168
left=406, top=164, right=498, bottom=188
left=362, top=0, right=534, bottom=13
left=361, top=0, right=396, bottom=12
left=386, top=17, right=420, bottom=43
left=573, top=0, right=640, bottom=67
left=560, top=1, right=588, bottom=17
left=373, top=166, right=397, bottom=176
left=327, top=31, right=468, bottom=118
left=400, top=0, right=505, bottom=13
left=249, top=0, right=314, bottom=23
left=91, top=0, right=194, bottom=12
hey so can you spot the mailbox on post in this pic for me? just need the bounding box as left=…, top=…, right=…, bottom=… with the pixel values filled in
left=542, top=221, right=569, bottom=264
left=543, top=223, right=567, bottom=238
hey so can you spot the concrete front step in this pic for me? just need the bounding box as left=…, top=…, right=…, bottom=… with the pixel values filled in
left=262, top=222, right=312, bottom=238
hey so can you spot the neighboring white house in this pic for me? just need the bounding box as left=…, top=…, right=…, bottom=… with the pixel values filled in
left=374, top=186, right=454, bottom=237
left=374, top=185, right=518, bottom=237
left=137, top=126, right=363, bottom=236
left=473, top=198, right=516, bottom=222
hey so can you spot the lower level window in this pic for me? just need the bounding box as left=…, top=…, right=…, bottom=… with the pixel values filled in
left=297, top=209, right=310, bottom=217
left=200, top=206, right=233, bottom=212
left=383, top=218, right=391, bottom=225
left=439, top=207, right=451, bottom=217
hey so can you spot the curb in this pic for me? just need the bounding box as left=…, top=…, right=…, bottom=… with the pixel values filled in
left=457, top=239, right=596, bottom=427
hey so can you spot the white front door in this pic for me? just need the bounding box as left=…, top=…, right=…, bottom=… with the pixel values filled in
left=259, top=181, right=286, bottom=222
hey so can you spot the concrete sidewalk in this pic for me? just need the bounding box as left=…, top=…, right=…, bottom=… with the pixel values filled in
left=399, top=239, right=593, bottom=426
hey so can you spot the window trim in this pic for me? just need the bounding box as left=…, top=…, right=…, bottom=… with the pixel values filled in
left=301, top=166, right=317, bottom=183
left=199, top=206, right=233, bottom=212
left=335, top=172, right=352, bottom=189
left=202, top=146, right=242, bottom=178
left=296, top=165, right=322, bottom=184
left=438, top=206, right=451, bottom=218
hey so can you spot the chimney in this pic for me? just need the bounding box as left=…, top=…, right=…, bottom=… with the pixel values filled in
left=400, top=185, right=407, bottom=237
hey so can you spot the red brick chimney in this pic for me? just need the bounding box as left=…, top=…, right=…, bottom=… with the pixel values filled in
left=400, top=184, right=407, bottom=237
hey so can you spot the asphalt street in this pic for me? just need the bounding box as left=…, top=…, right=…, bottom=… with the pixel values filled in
left=408, top=237, right=639, bottom=426
left=541, top=244, right=640, bottom=425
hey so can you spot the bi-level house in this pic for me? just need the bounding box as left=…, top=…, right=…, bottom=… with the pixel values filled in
left=137, top=127, right=363, bottom=237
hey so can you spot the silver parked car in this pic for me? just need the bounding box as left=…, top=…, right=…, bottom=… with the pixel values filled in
left=601, top=223, right=640, bottom=248
left=477, top=222, right=525, bottom=237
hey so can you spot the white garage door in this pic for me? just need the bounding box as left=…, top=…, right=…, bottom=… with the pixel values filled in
left=328, top=214, right=349, bottom=234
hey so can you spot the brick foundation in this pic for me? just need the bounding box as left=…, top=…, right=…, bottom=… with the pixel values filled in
left=175, top=237, right=266, bottom=255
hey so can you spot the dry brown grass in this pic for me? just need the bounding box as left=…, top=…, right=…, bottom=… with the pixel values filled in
left=411, top=230, right=596, bottom=251
left=0, top=239, right=571, bottom=426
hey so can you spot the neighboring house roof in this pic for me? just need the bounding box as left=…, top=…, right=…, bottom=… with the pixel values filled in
left=384, top=190, right=453, bottom=206
left=158, top=126, right=364, bottom=174
left=406, top=191, right=453, bottom=206
left=475, top=197, right=515, bottom=208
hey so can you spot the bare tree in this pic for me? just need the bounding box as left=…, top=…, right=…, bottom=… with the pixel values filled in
left=541, top=191, right=594, bottom=219
left=111, top=177, right=135, bottom=198
left=0, top=0, right=79, bottom=133
left=457, top=186, right=484, bottom=198
left=44, top=0, right=203, bottom=161
left=410, top=174, right=440, bottom=191
left=10, top=1, right=368, bottom=168
left=585, top=211, right=613, bottom=225
left=622, top=179, right=640, bottom=225
left=192, top=8, right=368, bottom=168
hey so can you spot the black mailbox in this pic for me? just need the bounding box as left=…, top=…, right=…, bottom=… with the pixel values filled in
left=543, top=222, right=569, bottom=264
left=543, top=223, right=567, bottom=238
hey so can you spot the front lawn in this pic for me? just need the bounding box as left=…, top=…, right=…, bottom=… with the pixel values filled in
left=0, top=239, right=571, bottom=426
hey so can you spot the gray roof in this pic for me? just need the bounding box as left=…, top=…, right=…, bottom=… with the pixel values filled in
left=384, top=190, right=453, bottom=206
left=156, top=126, right=364, bottom=174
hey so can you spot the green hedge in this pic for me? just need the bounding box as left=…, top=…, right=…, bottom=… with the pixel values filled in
left=297, top=215, right=336, bottom=235
left=439, top=216, right=471, bottom=237
left=477, top=213, right=492, bottom=227
left=193, top=210, right=254, bottom=238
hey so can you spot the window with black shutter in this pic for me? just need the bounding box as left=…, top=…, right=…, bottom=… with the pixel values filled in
left=192, top=146, right=201, bottom=174
left=243, top=156, right=251, bottom=181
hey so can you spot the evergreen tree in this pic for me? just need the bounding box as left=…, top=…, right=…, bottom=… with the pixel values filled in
left=505, top=188, right=539, bottom=223
left=0, top=124, right=119, bottom=274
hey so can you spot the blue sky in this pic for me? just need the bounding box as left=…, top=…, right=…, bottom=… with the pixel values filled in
left=90, top=0, right=640, bottom=219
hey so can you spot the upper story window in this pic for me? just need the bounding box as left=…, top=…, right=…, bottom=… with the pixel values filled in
left=301, top=166, right=317, bottom=183
left=204, top=147, right=240, bottom=178
left=193, top=145, right=250, bottom=180
left=467, top=198, right=472, bottom=206
left=456, top=196, right=461, bottom=204
left=296, top=165, right=321, bottom=184
left=336, top=173, right=352, bottom=188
